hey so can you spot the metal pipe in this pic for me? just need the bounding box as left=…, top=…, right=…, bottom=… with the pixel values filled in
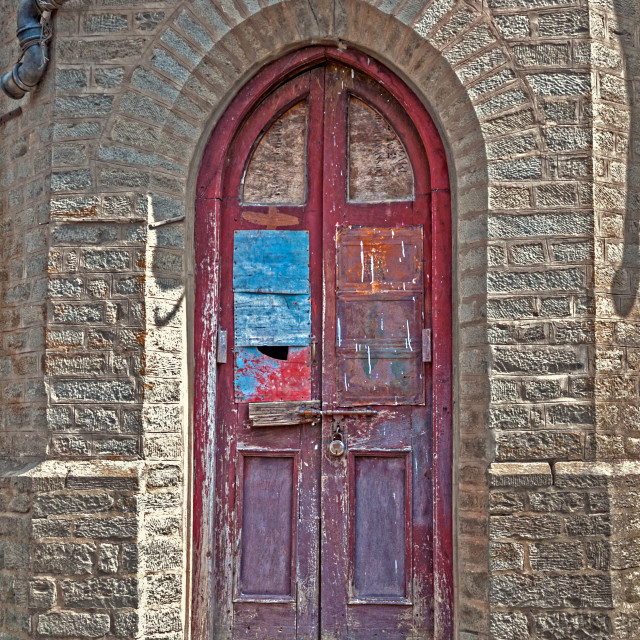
left=1, top=0, right=68, bottom=100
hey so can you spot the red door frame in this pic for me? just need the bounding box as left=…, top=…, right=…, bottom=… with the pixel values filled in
left=193, top=45, right=453, bottom=639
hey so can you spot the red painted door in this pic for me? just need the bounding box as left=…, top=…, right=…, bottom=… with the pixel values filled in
left=204, top=58, right=439, bottom=640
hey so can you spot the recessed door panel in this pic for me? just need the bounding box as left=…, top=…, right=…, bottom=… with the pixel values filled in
left=352, top=454, right=409, bottom=600
left=238, top=455, right=296, bottom=598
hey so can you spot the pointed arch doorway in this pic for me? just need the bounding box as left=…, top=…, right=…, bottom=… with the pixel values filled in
left=194, top=47, right=453, bottom=640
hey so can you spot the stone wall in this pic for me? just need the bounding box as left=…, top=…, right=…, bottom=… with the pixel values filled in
left=1, top=0, right=640, bottom=637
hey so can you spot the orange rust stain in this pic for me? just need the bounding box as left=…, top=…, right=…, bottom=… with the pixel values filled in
left=52, top=205, right=99, bottom=218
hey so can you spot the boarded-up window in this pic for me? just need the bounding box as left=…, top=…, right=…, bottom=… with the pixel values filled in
left=233, top=230, right=311, bottom=402
left=243, top=101, right=308, bottom=205
left=348, top=97, right=413, bottom=202
left=335, top=226, right=424, bottom=405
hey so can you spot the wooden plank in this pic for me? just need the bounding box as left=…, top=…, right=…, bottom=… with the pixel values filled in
left=348, top=97, right=413, bottom=202
left=234, top=346, right=312, bottom=402
left=249, top=400, right=320, bottom=427
left=243, top=100, right=308, bottom=205
left=233, top=230, right=309, bottom=294
left=233, top=293, right=311, bottom=346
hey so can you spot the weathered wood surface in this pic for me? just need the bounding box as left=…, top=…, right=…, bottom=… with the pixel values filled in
left=233, top=293, right=311, bottom=346
left=243, top=100, right=307, bottom=204
left=195, top=48, right=452, bottom=640
left=335, top=225, right=424, bottom=405
left=234, top=346, right=311, bottom=402
left=233, top=230, right=309, bottom=294
left=248, top=400, right=320, bottom=426
left=349, top=96, right=413, bottom=202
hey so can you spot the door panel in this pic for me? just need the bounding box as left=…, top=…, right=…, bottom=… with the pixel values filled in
left=237, top=454, right=296, bottom=598
left=213, top=61, right=434, bottom=639
left=351, top=453, right=410, bottom=600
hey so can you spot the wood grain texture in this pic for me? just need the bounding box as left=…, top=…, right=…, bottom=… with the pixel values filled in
left=243, top=101, right=307, bottom=205
left=349, top=97, right=413, bottom=202
left=248, top=400, right=320, bottom=426
left=195, top=47, right=452, bottom=640
left=238, top=455, right=296, bottom=597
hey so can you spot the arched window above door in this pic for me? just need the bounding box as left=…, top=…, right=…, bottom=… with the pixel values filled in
left=348, top=96, right=413, bottom=202
left=243, top=100, right=308, bottom=205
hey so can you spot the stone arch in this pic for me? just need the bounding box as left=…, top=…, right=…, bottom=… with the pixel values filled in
left=42, top=0, right=553, bottom=637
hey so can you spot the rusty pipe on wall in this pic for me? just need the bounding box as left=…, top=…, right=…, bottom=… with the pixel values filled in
left=1, top=0, right=68, bottom=99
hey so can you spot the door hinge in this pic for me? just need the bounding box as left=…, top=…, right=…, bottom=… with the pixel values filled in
left=422, top=328, right=432, bottom=363
left=217, top=328, right=228, bottom=363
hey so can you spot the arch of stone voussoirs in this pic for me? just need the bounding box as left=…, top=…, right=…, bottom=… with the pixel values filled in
left=96, top=0, right=544, bottom=637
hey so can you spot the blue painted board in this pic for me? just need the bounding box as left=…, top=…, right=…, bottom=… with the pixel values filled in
left=233, top=230, right=309, bottom=294
left=234, top=292, right=311, bottom=346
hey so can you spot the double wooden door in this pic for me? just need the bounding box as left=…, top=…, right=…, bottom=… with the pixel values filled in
left=212, top=62, right=434, bottom=639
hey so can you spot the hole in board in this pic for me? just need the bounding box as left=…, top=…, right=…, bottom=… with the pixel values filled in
left=257, top=346, right=290, bottom=361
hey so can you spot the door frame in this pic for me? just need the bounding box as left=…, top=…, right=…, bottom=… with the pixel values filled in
left=193, top=45, right=453, bottom=639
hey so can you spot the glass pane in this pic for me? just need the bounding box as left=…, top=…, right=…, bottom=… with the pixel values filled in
left=348, top=97, right=413, bottom=202
left=243, top=101, right=307, bottom=204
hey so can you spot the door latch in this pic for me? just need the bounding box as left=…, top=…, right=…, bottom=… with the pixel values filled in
left=299, top=408, right=378, bottom=418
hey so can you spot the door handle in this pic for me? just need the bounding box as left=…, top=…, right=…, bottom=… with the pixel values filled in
left=299, top=408, right=378, bottom=417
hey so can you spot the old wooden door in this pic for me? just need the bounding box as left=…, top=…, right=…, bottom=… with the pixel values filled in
left=195, top=50, right=451, bottom=640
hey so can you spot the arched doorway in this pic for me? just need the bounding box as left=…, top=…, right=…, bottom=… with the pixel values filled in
left=194, top=47, right=452, bottom=640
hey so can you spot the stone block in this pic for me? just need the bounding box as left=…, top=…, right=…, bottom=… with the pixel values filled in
left=490, top=611, right=529, bottom=640
left=61, top=577, right=138, bottom=608
left=528, top=491, right=585, bottom=513
left=489, top=492, right=526, bottom=515
left=37, top=613, right=110, bottom=637
left=33, top=493, right=114, bottom=518
left=526, top=73, right=591, bottom=96
left=95, top=68, right=125, bottom=88
left=75, top=517, right=138, bottom=539
left=495, top=431, right=582, bottom=461
left=145, top=573, right=182, bottom=605
left=84, top=13, right=128, bottom=32
left=32, top=519, right=72, bottom=539
left=29, top=578, right=56, bottom=610
left=490, top=514, right=561, bottom=540
left=147, top=465, right=182, bottom=488
left=493, top=347, right=584, bottom=375
left=565, top=514, right=611, bottom=536
left=33, top=543, right=96, bottom=574
left=513, top=44, right=569, bottom=66
left=51, top=170, right=92, bottom=193
left=489, top=463, right=552, bottom=488
left=52, top=380, right=135, bottom=403
left=534, top=613, right=610, bottom=639
left=490, top=542, right=524, bottom=571
left=537, top=10, right=588, bottom=36
left=530, top=542, right=583, bottom=571
left=490, top=574, right=612, bottom=608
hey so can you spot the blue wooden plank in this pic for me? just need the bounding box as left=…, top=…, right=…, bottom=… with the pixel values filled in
left=234, top=293, right=311, bottom=346
left=233, top=230, right=309, bottom=293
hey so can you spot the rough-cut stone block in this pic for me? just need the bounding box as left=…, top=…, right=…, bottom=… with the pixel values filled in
left=535, top=613, right=610, bottom=639
left=489, top=462, right=552, bottom=488
left=490, top=542, right=524, bottom=570
left=61, top=577, right=138, bottom=608
left=33, top=543, right=96, bottom=575
left=495, top=431, right=582, bottom=461
left=75, top=517, right=138, bottom=539
left=490, top=514, right=561, bottom=540
left=37, top=613, right=110, bottom=637
left=28, top=579, right=56, bottom=610
left=530, top=542, right=583, bottom=571
left=490, top=574, right=612, bottom=608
